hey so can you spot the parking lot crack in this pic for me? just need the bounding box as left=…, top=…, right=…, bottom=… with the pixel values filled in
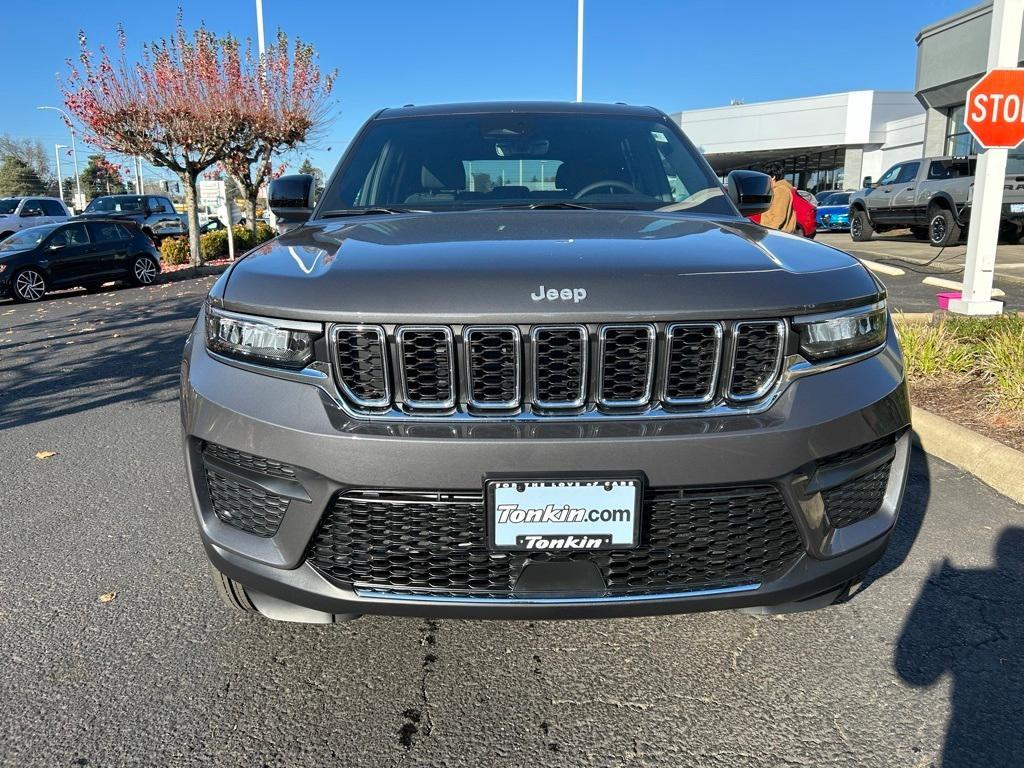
left=398, top=618, right=439, bottom=751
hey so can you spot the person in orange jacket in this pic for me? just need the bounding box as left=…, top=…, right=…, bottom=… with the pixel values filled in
left=760, top=164, right=797, bottom=234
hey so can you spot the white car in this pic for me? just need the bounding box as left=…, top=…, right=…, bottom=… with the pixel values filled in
left=0, top=197, right=71, bottom=241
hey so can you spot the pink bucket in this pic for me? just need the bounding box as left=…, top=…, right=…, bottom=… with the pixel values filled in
left=936, top=292, right=961, bottom=310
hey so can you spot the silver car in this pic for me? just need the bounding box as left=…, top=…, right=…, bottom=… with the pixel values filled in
left=0, top=197, right=71, bottom=241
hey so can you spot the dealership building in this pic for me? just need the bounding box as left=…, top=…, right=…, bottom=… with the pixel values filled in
left=670, top=1, right=1024, bottom=194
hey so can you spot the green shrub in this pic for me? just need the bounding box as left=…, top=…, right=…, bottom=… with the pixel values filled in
left=160, top=237, right=191, bottom=266
left=896, top=321, right=975, bottom=378
left=980, top=325, right=1024, bottom=411
left=231, top=225, right=255, bottom=252
left=200, top=229, right=229, bottom=260
left=254, top=222, right=275, bottom=244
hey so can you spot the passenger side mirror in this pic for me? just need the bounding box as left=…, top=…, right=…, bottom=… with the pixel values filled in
left=269, top=174, right=315, bottom=227
left=862, top=176, right=873, bottom=189
left=21, top=207, right=43, bottom=218
left=726, top=170, right=773, bottom=216
left=150, top=204, right=166, bottom=213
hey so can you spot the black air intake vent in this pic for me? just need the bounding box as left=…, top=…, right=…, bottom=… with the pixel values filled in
left=728, top=321, right=785, bottom=401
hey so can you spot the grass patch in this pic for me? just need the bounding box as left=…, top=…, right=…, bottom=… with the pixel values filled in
left=895, top=314, right=1024, bottom=413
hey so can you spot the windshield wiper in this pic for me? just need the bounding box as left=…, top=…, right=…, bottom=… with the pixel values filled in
left=319, top=207, right=421, bottom=218
left=487, top=201, right=596, bottom=211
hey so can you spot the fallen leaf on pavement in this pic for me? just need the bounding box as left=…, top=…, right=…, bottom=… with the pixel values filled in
left=34, top=451, right=58, bottom=460
left=98, top=592, right=117, bottom=603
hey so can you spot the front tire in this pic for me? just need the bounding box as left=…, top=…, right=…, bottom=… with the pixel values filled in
left=210, top=567, right=260, bottom=615
left=928, top=206, right=961, bottom=247
left=850, top=210, right=873, bottom=242
left=12, top=268, right=47, bottom=303
left=130, top=255, right=159, bottom=286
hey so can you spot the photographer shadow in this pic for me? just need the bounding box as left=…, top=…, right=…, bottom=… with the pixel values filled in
left=894, top=527, right=1024, bottom=766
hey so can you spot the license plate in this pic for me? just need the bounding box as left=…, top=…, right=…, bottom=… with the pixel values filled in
left=1011, top=203, right=1024, bottom=213
left=487, top=478, right=641, bottom=551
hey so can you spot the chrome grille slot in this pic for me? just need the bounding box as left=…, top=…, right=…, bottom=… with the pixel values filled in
left=396, top=326, right=456, bottom=409
left=597, top=324, right=656, bottom=407
left=332, top=325, right=390, bottom=408
left=464, top=326, right=521, bottom=409
left=532, top=325, right=587, bottom=408
left=728, top=320, right=786, bottom=401
left=663, top=323, right=722, bottom=405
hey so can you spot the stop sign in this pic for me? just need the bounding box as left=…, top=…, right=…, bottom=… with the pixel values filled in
left=965, top=68, right=1024, bottom=149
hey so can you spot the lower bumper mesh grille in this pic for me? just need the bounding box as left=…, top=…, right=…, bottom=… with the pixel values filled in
left=823, top=461, right=892, bottom=528
left=306, top=486, right=804, bottom=598
left=205, top=470, right=290, bottom=537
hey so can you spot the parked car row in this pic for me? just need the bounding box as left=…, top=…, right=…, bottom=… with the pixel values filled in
left=0, top=218, right=162, bottom=303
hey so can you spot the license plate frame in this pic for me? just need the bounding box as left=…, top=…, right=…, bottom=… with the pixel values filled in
left=485, top=474, right=643, bottom=552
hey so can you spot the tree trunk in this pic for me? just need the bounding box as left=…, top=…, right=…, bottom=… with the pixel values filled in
left=183, top=169, right=202, bottom=267
left=247, top=193, right=258, bottom=236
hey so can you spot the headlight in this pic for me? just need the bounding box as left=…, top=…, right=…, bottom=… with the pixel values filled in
left=794, top=301, right=887, bottom=361
left=205, top=304, right=321, bottom=369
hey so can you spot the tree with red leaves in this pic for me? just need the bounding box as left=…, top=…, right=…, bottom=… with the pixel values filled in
left=221, top=30, right=334, bottom=235
left=62, top=16, right=332, bottom=264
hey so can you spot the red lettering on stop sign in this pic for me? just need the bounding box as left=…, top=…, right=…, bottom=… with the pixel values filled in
left=966, top=68, right=1024, bottom=149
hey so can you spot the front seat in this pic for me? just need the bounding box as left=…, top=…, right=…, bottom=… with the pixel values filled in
left=405, top=157, right=466, bottom=203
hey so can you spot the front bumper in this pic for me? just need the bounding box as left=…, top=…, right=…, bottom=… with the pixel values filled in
left=817, top=216, right=850, bottom=231
left=181, top=320, right=912, bottom=620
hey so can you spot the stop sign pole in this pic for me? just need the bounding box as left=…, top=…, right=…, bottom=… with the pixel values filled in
left=951, top=0, right=1024, bottom=316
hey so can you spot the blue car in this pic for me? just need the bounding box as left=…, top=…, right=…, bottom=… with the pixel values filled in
left=816, top=191, right=852, bottom=231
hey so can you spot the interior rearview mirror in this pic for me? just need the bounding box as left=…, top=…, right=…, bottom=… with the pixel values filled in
left=726, top=170, right=773, bottom=216
left=269, top=175, right=315, bottom=229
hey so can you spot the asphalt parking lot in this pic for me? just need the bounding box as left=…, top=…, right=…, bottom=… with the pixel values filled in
left=816, top=231, right=1024, bottom=314
left=1, top=277, right=1023, bottom=768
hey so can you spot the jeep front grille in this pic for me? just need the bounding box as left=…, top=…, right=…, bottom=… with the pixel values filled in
left=329, top=321, right=789, bottom=417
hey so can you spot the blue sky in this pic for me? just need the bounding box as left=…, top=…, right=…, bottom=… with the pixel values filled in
left=1, top=0, right=976, bottom=181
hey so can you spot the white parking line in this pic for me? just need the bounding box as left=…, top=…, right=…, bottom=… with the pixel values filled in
left=921, top=275, right=1006, bottom=297
left=857, top=258, right=905, bottom=276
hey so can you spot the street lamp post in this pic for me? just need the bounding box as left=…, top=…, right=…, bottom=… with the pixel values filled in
left=54, top=144, right=68, bottom=202
left=576, top=0, right=584, bottom=102
left=38, top=106, right=83, bottom=210
left=255, top=0, right=266, bottom=56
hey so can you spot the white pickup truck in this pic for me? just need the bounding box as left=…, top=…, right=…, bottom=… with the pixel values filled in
left=848, top=155, right=1024, bottom=247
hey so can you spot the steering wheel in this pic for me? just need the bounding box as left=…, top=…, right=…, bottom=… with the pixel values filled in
left=573, top=179, right=639, bottom=199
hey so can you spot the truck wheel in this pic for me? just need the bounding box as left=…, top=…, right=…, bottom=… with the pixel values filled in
left=928, top=207, right=961, bottom=247
left=910, top=226, right=929, bottom=241
left=850, top=210, right=873, bottom=241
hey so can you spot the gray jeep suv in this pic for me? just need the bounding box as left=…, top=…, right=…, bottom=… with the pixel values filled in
left=181, top=102, right=911, bottom=623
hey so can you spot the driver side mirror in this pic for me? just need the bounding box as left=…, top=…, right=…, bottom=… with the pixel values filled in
left=48, top=241, right=65, bottom=251
left=862, top=176, right=874, bottom=189
left=269, top=174, right=315, bottom=228
left=726, top=170, right=773, bottom=216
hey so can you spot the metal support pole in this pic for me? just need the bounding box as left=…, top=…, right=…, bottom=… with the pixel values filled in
left=54, top=145, right=65, bottom=203
left=256, top=0, right=266, bottom=57
left=576, top=0, right=584, bottom=102
left=950, top=0, right=1024, bottom=315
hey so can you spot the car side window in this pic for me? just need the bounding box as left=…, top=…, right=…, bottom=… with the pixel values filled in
left=147, top=196, right=168, bottom=213
left=50, top=223, right=90, bottom=247
left=40, top=199, right=66, bottom=217
left=21, top=199, right=46, bottom=216
left=895, top=162, right=920, bottom=185
left=87, top=222, right=126, bottom=242
left=877, top=165, right=901, bottom=186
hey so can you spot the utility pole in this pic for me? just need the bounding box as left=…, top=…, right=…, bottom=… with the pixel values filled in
left=38, top=106, right=83, bottom=210
left=54, top=145, right=67, bottom=203
left=256, top=0, right=266, bottom=57
left=950, top=0, right=1024, bottom=315
left=576, top=0, right=584, bottom=102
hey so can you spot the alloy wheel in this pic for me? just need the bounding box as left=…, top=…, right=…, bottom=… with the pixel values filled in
left=14, top=270, right=45, bottom=301
left=851, top=217, right=862, bottom=239
left=930, top=215, right=946, bottom=245
left=134, top=257, right=157, bottom=284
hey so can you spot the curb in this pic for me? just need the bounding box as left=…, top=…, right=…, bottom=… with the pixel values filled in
left=911, top=405, right=1024, bottom=504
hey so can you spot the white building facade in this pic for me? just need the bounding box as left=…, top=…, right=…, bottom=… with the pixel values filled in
left=670, top=91, right=925, bottom=195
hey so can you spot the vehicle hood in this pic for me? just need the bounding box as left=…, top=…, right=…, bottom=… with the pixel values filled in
left=74, top=210, right=138, bottom=220
left=218, top=210, right=881, bottom=323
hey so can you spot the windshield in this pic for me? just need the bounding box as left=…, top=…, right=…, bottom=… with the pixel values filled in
left=0, top=224, right=58, bottom=252
left=85, top=196, right=145, bottom=213
left=821, top=193, right=850, bottom=206
left=0, top=199, right=20, bottom=215
left=319, top=112, right=732, bottom=215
